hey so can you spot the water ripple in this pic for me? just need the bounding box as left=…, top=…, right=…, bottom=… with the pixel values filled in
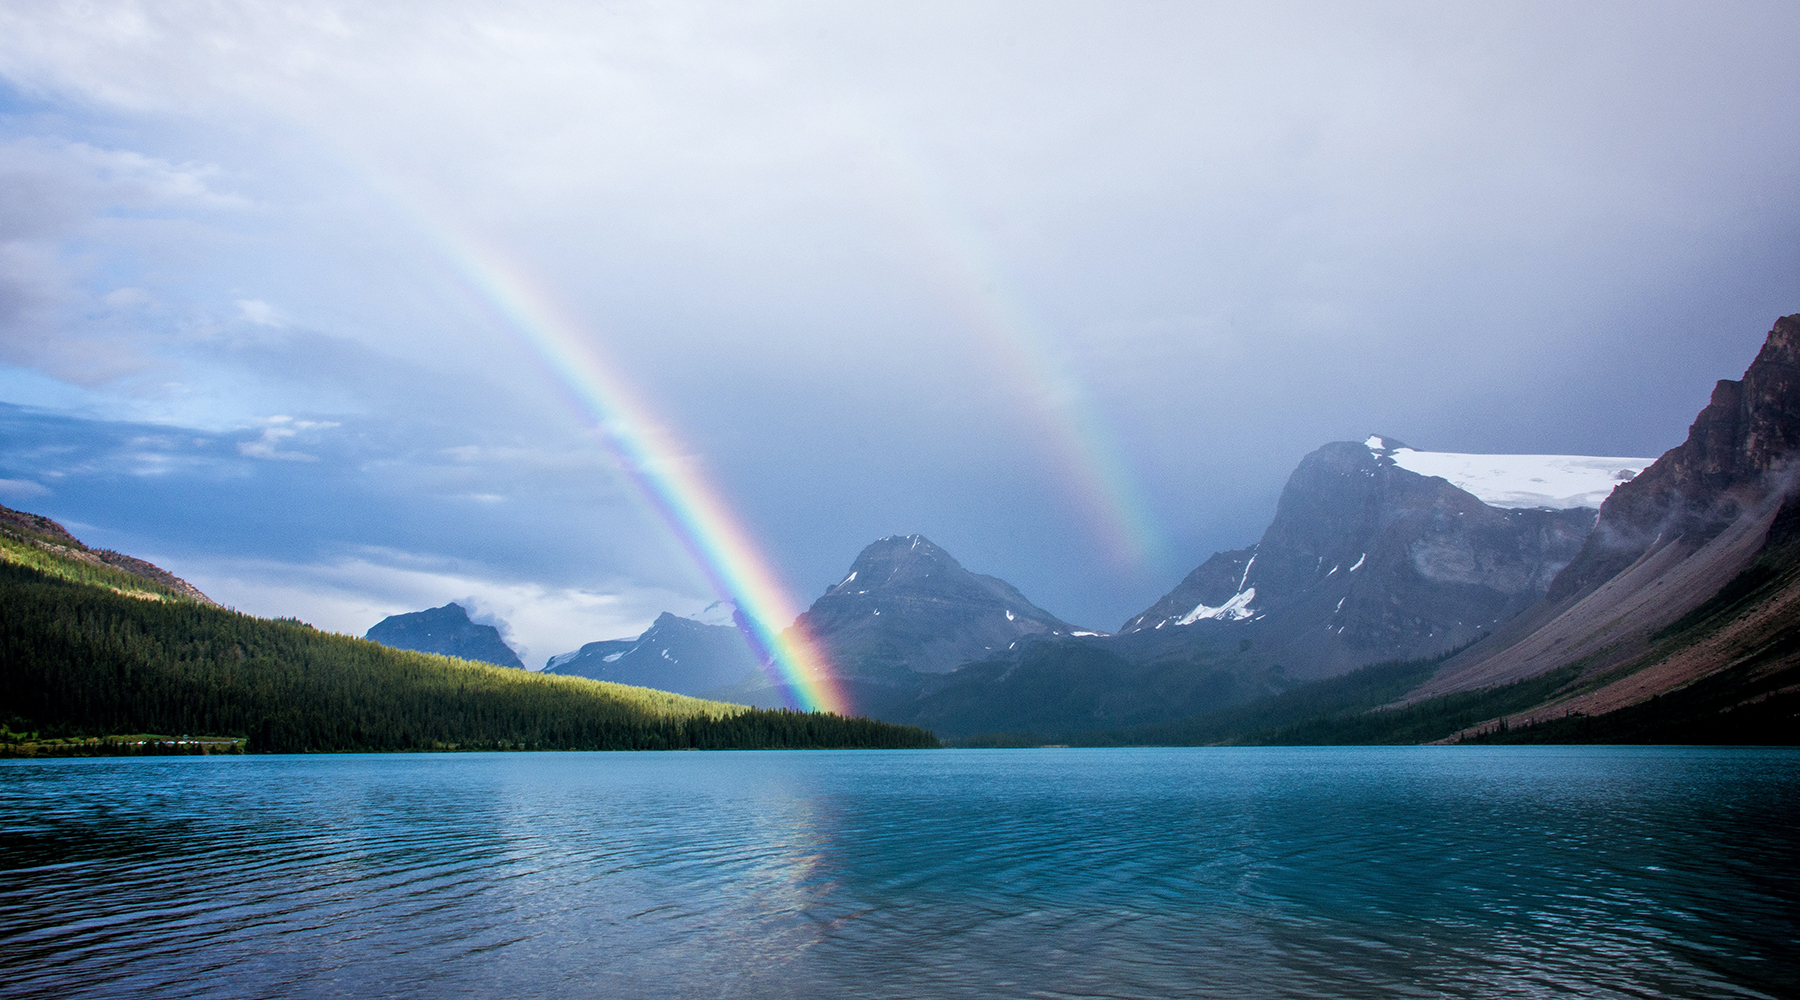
left=1, top=747, right=1794, bottom=999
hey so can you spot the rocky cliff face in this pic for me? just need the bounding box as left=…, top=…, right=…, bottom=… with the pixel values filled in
left=365, top=603, right=524, bottom=669
left=1118, top=439, right=1596, bottom=678
left=1418, top=314, right=1800, bottom=704
left=1547, top=314, right=1800, bottom=603
left=542, top=611, right=763, bottom=696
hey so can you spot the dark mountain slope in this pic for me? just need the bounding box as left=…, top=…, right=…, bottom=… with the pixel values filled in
left=0, top=522, right=939, bottom=752
left=1419, top=314, right=1800, bottom=709
left=712, top=535, right=1086, bottom=711
left=366, top=603, right=524, bottom=669
left=1452, top=494, right=1800, bottom=743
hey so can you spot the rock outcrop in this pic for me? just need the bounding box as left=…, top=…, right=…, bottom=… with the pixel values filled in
left=796, top=534, right=1083, bottom=676
left=1546, top=314, right=1800, bottom=602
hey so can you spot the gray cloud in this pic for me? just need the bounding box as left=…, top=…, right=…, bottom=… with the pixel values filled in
left=0, top=2, right=1796, bottom=628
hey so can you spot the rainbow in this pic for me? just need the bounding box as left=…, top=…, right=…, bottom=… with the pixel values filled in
left=864, top=138, right=1166, bottom=569
left=344, top=114, right=1159, bottom=709
left=423, top=229, right=849, bottom=716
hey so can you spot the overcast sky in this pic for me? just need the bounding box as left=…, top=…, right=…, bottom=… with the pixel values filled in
left=1, top=1, right=1796, bottom=666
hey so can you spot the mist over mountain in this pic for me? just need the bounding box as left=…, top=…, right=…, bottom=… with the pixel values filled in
left=365, top=603, right=524, bottom=670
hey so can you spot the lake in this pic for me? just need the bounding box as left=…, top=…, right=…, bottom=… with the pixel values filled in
left=1, top=747, right=1793, bottom=999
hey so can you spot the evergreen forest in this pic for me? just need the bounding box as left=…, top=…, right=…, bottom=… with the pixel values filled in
left=0, top=536, right=939, bottom=754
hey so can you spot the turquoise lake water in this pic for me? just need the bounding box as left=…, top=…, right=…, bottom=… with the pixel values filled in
left=2, top=746, right=1794, bottom=999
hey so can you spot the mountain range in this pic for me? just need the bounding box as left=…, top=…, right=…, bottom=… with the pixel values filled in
left=555, top=439, right=1642, bottom=730
left=525, top=314, right=1799, bottom=744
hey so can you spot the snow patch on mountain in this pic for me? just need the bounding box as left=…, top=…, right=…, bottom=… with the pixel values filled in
left=545, top=648, right=582, bottom=670
left=1178, top=587, right=1256, bottom=624
left=1369, top=437, right=1653, bottom=510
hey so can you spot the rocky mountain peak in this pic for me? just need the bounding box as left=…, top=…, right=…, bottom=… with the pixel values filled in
left=365, top=602, right=524, bottom=669
left=775, top=535, right=1083, bottom=681
left=1548, top=314, right=1800, bottom=601
left=824, top=534, right=967, bottom=598
left=1120, top=438, right=1597, bottom=677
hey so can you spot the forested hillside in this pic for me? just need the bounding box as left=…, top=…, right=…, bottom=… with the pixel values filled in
left=0, top=532, right=937, bottom=753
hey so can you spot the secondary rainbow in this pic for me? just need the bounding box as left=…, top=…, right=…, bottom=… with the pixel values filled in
left=429, top=230, right=849, bottom=716
left=859, top=129, right=1167, bottom=569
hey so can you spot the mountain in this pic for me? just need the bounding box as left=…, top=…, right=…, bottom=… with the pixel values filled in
left=1409, top=314, right=1800, bottom=736
left=712, top=534, right=1088, bottom=710
left=365, top=603, right=524, bottom=669
left=542, top=604, right=763, bottom=696
left=896, top=438, right=1652, bottom=740
left=803, top=535, right=1086, bottom=673
left=1113, top=436, right=1639, bottom=679
left=983, top=313, right=1800, bottom=747
left=0, top=503, right=215, bottom=605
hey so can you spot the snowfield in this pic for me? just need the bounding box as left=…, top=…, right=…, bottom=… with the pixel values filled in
left=1366, top=435, right=1654, bottom=510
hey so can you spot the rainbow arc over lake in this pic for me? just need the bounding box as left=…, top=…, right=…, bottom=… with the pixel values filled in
left=431, top=232, right=848, bottom=716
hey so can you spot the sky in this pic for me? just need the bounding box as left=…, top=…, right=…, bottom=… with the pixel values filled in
left=0, top=1, right=1797, bottom=668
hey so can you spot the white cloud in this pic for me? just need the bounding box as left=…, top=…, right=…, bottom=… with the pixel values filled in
left=236, top=299, right=282, bottom=326
left=0, top=138, right=253, bottom=388
left=173, top=549, right=710, bottom=669
left=0, top=478, right=51, bottom=500
left=237, top=415, right=339, bottom=461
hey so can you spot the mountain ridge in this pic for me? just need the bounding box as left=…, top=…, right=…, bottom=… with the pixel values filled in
left=0, top=503, right=215, bottom=605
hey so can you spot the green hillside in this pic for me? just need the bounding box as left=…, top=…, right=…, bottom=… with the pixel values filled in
left=0, top=533, right=938, bottom=753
